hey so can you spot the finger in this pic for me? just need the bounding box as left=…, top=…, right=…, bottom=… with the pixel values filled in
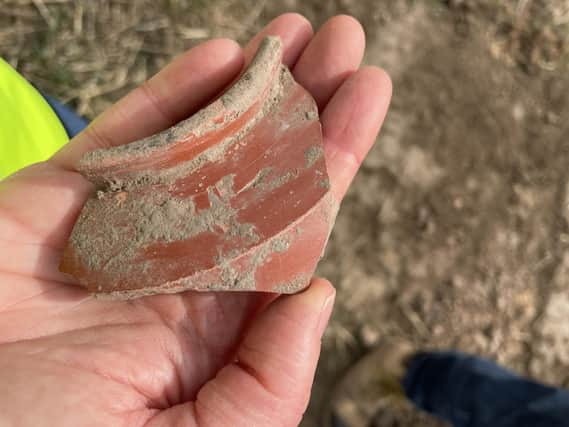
left=145, top=278, right=335, bottom=427
left=52, top=38, right=244, bottom=170
left=293, top=15, right=365, bottom=110
left=0, top=162, right=91, bottom=247
left=243, top=13, right=313, bottom=68
left=321, top=66, right=392, bottom=201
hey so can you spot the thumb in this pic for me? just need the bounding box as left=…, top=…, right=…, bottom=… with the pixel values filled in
left=147, top=278, right=335, bottom=427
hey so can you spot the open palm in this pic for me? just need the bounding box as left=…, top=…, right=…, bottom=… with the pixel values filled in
left=0, top=14, right=390, bottom=427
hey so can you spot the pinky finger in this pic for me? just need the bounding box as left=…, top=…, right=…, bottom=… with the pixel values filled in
left=321, top=66, right=392, bottom=201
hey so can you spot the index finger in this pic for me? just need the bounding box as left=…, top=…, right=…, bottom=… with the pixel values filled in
left=51, top=38, right=244, bottom=170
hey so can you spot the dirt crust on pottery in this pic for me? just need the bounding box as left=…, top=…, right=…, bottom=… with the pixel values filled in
left=60, top=37, right=338, bottom=299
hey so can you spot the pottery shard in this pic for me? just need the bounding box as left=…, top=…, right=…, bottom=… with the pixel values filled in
left=60, top=37, right=337, bottom=299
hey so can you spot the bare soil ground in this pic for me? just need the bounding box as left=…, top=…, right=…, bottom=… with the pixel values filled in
left=2, top=1, right=569, bottom=426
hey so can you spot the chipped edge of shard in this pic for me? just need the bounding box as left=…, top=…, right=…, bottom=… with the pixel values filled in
left=93, top=192, right=338, bottom=300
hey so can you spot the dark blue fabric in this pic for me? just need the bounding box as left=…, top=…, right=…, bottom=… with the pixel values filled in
left=42, top=94, right=88, bottom=138
left=403, top=351, right=569, bottom=427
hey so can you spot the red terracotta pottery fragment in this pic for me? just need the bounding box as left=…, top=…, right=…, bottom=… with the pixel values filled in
left=60, top=37, right=337, bottom=298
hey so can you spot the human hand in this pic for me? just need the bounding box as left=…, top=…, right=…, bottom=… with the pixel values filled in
left=0, top=14, right=391, bottom=427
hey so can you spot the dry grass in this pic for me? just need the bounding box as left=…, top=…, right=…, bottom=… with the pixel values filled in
left=1, top=0, right=567, bottom=119
left=0, top=0, right=271, bottom=118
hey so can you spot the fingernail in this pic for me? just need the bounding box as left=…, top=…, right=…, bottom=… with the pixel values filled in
left=298, top=279, right=336, bottom=335
left=317, top=291, right=335, bottom=336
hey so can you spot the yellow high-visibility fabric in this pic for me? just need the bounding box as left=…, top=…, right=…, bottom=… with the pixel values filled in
left=0, top=58, right=68, bottom=180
